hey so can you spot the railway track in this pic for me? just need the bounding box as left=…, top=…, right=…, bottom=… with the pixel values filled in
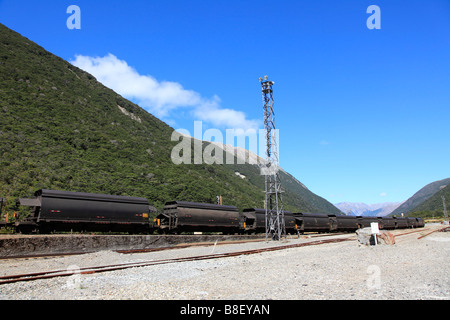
left=417, top=225, right=450, bottom=239
left=0, top=236, right=353, bottom=285
left=0, top=232, right=346, bottom=260
left=0, top=227, right=436, bottom=286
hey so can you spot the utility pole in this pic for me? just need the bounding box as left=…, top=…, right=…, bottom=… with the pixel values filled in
left=259, top=75, right=285, bottom=241
left=0, top=197, right=4, bottom=220
left=442, top=196, right=449, bottom=224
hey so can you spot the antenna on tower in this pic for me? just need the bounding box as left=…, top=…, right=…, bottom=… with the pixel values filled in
left=259, top=75, right=285, bottom=241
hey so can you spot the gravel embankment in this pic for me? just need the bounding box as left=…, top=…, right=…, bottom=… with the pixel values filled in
left=0, top=228, right=448, bottom=300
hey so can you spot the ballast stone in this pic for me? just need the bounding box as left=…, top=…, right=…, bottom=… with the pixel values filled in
left=356, top=227, right=395, bottom=246
left=356, top=227, right=375, bottom=246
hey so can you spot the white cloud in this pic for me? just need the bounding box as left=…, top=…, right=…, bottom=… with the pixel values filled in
left=71, top=53, right=200, bottom=117
left=70, top=53, right=260, bottom=131
left=379, top=192, right=387, bottom=197
left=193, top=95, right=260, bottom=132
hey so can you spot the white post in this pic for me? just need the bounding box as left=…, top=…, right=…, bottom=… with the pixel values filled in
left=371, top=222, right=379, bottom=246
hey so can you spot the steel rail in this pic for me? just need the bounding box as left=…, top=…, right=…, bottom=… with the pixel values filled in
left=417, top=226, right=450, bottom=239
left=0, top=251, right=91, bottom=260
left=0, top=232, right=347, bottom=259
left=0, top=237, right=353, bottom=285
left=0, top=228, right=433, bottom=285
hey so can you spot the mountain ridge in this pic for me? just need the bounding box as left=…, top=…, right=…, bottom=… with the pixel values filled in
left=408, top=184, right=450, bottom=219
left=389, top=178, right=450, bottom=216
left=0, top=23, right=341, bottom=216
left=334, top=202, right=402, bottom=217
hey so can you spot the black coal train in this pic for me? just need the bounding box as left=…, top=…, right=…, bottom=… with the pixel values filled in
left=12, top=189, right=425, bottom=234
left=16, top=189, right=150, bottom=234
left=241, top=208, right=295, bottom=234
left=155, top=201, right=241, bottom=234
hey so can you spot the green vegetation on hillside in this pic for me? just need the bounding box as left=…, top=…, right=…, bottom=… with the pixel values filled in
left=0, top=23, right=340, bottom=218
left=390, top=178, right=450, bottom=216
left=408, top=185, right=450, bottom=220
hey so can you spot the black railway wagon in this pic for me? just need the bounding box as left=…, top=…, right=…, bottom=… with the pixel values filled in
left=335, top=215, right=359, bottom=232
left=241, top=208, right=295, bottom=234
left=327, top=214, right=338, bottom=231
left=394, top=217, right=409, bottom=229
left=294, top=213, right=333, bottom=233
left=407, top=217, right=423, bottom=228
left=358, top=216, right=379, bottom=228
left=17, top=189, right=150, bottom=233
left=380, top=217, right=396, bottom=230
left=416, top=217, right=425, bottom=228
left=156, top=201, right=240, bottom=234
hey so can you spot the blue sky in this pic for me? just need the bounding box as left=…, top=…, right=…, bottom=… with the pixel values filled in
left=1, top=0, right=449, bottom=204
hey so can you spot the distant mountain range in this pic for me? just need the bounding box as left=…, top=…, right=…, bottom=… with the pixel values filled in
left=335, top=178, right=450, bottom=218
left=334, top=202, right=402, bottom=217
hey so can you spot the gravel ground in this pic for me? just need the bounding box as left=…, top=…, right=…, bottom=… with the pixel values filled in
left=0, top=227, right=448, bottom=300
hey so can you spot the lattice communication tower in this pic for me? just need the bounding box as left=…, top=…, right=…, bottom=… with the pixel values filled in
left=259, top=75, right=285, bottom=241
